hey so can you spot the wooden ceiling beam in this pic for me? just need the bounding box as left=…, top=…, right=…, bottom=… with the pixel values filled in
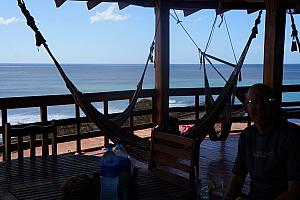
left=65, top=0, right=300, bottom=10
left=87, top=0, right=102, bottom=10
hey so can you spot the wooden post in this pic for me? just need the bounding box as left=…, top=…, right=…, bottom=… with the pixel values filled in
left=2, top=109, right=7, bottom=161
left=154, top=0, right=170, bottom=125
left=4, top=123, right=11, bottom=161
left=263, top=0, right=286, bottom=111
left=40, top=106, right=49, bottom=156
left=129, top=98, right=134, bottom=133
left=75, top=104, right=81, bottom=154
left=51, top=121, right=58, bottom=157
left=30, top=133, right=36, bottom=159
left=103, top=101, right=109, bottom=146
left=17, top=135, right=24, bottom=160
left=195, top=95, right=200, bottom=120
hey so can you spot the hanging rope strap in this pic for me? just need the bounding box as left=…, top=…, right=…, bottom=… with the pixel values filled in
left=289, top=9, right=300, bottom=52
left=204, top=13, right=218, bottom=53
left=202, top=52, right=236, bottom=68
left=170, top=10, right=236, bottom=76
left=18, top=0, right=46, bottom=47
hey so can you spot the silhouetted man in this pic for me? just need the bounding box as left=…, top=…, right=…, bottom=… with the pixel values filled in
left=225, top=83, right=300, bottom=200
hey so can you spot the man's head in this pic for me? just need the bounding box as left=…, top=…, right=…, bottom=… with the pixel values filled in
left=244, top=83, right=276, bottom=131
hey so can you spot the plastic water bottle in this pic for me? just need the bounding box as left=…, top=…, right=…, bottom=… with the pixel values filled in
left=113, top=139, right=130, bottom=200
left=100, top=143, right=119, bottom=200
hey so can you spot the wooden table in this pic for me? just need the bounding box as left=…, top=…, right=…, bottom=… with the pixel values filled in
left=0, top=154, right=192, bottom=200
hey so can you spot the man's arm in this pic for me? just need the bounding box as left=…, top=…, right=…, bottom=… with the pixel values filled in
left=275, top=181, right=300, bottom=200
left=224, top=174, right=245, bottom=200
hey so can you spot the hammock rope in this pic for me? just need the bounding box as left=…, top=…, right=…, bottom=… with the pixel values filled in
left=185, top=10, right=263, bottom=140
left=223, top=15, right=238, bottom=64
left=110, top=41, right=155, bottom=126
left=17, top=0, right=262, bottom=158
left=170, top=10, right=237, bottom=75
left=204, top=13, right=218, bottom=53
left=170, top=12, right=201, bottom=51
left=170, top=9, right=246, bottom=140
left=17, top=0, right=152, bottom=152
left=204, top=56, right=227, bottom=82
left=289, top=9, right=300, bottom=52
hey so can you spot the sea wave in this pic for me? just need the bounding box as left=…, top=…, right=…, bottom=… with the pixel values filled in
left=169, top=99, right=193, bottom=107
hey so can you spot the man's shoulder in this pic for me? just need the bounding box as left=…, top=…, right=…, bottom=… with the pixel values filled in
left=241, top=125, right=255, bottom=134
left=240, top=125, right=255, bottom=139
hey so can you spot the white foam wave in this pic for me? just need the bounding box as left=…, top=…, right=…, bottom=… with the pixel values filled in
left=1, top=107, right=125, bottom=126
left=169, top=99, right=177, bottom=104
left=169, top=99, right=191, bottom=107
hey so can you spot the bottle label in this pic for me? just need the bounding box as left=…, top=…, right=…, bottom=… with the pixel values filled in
left=101, top=164, right=119, bottom=178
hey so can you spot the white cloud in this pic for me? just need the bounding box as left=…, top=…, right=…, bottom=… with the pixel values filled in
left=90, top=4, right=128, bottom=24
left=0, top=17, right=19, bottom=25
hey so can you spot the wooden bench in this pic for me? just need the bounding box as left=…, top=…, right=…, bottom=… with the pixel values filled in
left=4, top=121, right=57, bottom=161
left=149, top=129, right=200, bottom=189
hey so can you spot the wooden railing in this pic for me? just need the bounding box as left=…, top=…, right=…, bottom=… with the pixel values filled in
left=1, top=85, right=299, bottom=160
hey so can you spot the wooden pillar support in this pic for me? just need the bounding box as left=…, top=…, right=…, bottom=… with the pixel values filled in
left=154, top=0, right=170, bottom=125
left=263, top=0, right=286, bottom=109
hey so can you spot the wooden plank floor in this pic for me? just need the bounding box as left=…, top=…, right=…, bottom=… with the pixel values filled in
left=199, top=134, right=250, bottom=198
left=0, top=134, right=249, bottom=200
left=0, top=154, right=193, bottom=200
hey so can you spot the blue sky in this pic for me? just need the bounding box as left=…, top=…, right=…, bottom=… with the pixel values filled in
left=0, top=1, right=299, bottom=64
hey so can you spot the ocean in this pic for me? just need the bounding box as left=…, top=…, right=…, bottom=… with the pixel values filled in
left=0, top=63, right=299, bottom=126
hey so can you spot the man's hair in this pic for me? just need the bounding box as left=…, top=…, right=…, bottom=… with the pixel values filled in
left=247, top=83, right=275, bottom=99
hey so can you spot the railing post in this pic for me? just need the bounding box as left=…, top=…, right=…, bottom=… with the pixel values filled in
left=30, top=133, right=36, bottom=159
left=2, top=109, right=8, bottom=161
left=40, top=106, right=49, bottom=156
left=152, top=95, right=157, bottom=126
left=4, top=123, right=11, bottom=161
left=17, top=134, right=24, bottom=160
left=75, top=104, right=81, bottom=154
left=129, top=98, right=134, bottom=133
left=195, top=95, right=200, bottom=120
left=103, top=100, right=109, bottom=147
left=51, top=120, right=58, bottom=157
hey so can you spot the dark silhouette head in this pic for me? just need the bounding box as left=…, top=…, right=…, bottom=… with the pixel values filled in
left=244, top=83, right=276, bottom=133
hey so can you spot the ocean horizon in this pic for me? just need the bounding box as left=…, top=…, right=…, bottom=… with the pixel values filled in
left=0, top=63, right=299, bottom=126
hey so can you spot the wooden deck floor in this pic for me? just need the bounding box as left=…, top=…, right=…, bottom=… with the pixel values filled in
left=0, top=154, right=194, bottom=200
left=199, top=134, right=250, bottom=198
left=0, top=134, right=250, bottom=199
